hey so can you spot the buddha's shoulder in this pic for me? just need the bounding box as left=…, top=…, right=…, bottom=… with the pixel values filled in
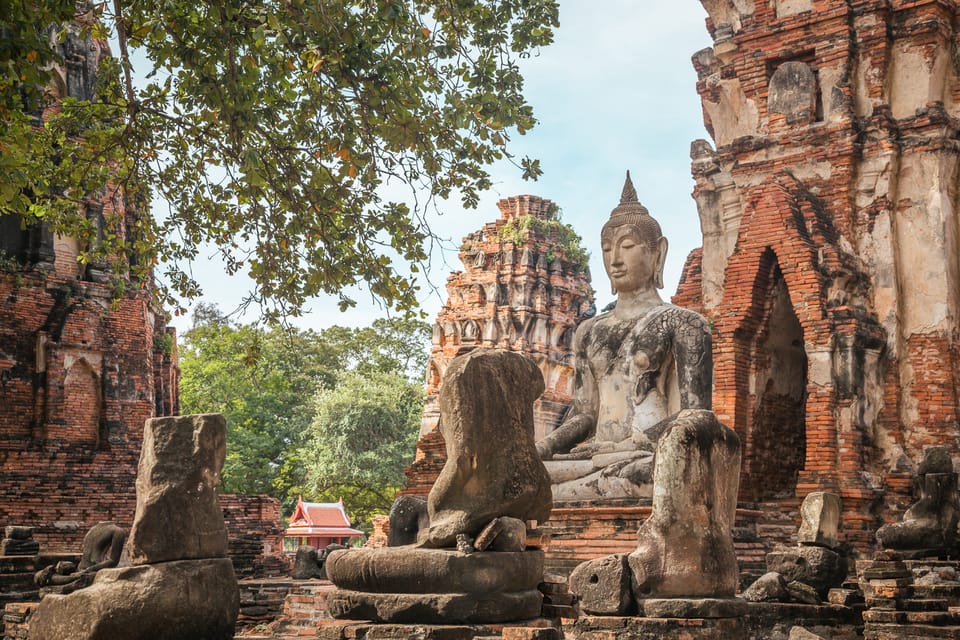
left=648, top=304, right=710, bottom=335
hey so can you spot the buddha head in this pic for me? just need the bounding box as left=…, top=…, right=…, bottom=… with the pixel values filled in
left=600, top=172, right=668, bottom=295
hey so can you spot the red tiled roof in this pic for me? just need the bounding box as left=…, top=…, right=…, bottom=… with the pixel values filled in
left=285, top=497, right=362, bottom=538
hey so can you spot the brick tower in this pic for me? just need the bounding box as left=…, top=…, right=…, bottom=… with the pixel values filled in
left=0, top=24, right=179, bottom=551
left=402, top=195, right=594, bottom=496
left=676, top=0, right=960, bottom=548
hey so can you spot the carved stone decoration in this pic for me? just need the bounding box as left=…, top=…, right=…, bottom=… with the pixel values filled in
left=768, top=61, right=818, bottom=125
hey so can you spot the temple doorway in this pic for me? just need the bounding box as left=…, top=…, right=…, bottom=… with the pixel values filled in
left=741, top=252, right=808, bottom=500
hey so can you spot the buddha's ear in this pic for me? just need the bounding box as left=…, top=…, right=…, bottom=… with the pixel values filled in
left=654, top=236, right=668, bottom=289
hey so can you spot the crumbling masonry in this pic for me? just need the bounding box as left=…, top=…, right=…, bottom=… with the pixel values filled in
left=675, top=0, right=960, bottom=549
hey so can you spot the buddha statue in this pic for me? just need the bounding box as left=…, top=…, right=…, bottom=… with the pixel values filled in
left=536, top=172, right=713, bottom=501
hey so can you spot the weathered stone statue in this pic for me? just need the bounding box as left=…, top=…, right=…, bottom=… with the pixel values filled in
left=34, top=522, right=127, bottom=595
left=876, top=446, right=959, bottom=556
left=325, top=349, right=552, bottom=625
left=536, top=173, right=712, bottom=501
left=557, top=175, right=743, bottom=620
left=29, top=414, right=239, bottom=640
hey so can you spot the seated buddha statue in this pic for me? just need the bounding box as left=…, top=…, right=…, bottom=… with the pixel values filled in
left=536, top=172, right=713, bottom=501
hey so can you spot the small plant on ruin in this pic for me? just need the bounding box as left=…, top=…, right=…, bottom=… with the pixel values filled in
left=497, top=213, right=590, bottom=272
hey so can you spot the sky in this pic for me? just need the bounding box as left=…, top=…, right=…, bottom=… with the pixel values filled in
left=165, top=2, right=715, bottom=333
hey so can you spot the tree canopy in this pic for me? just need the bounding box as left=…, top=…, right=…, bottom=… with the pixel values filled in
left=303, top=370, right=423, bottom=528
left=178, top=304, right=430, bottom=512
left=2, top=0, right=559, bottom=320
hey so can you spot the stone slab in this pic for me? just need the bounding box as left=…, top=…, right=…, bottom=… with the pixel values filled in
left=326, top=589, right=543, bottom=624
left=640, top=597, right=747, bottom=618
left=316, top=619, right=559, bottom=640
left=326, top=548, right=543, bottom=594
left=28, top=558, right=238, bottom=640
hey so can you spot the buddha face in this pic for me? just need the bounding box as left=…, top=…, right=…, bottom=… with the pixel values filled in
left=601, top=226, right=667, bottom=294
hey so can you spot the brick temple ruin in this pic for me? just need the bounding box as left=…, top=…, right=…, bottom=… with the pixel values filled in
left=676, top=0, right=960, bottom=550
left=0, top=23, right=179, bottom=554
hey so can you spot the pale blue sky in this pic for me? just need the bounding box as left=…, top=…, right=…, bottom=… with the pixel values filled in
left=165, top=3, right=714, bottom=332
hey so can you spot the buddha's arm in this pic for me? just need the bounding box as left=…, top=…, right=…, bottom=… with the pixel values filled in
left=536, top=323, right=598, bottom=460
left=672, top=311, right=713, bottom=410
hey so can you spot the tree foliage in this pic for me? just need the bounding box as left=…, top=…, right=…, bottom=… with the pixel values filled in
left=178, top=304, right=430, bottom=512
left=303, top=371, right=423, bottom=529
left=2, top=0, right=559, bottom=319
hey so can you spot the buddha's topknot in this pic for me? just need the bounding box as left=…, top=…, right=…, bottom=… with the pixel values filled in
left=601, top=171, right=662, bottom=248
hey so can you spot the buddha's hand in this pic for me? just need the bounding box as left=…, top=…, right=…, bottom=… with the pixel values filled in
left=570, top=440, right=616, bottom=457
left=601, top=456, right=654, bottom=485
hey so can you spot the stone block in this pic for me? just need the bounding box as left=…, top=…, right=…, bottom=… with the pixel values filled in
left=743, top=571, right=788, bottom=602
left=786, top=581, right=821, bottom=605
left=124, top=414, right=229, bottom=565
left=1, top=539, right=39, bottom=556
left=28, top=558, right=238, bottom=640
left=797, top=492, right=841, bottom=549
left=767, top=545, right=844, bottom=594
left=4, top=526, right=34, bottom=541
left=828, top=588, right=864, bottom=605
left=326, top=589, right=543, bottom=624
left=569, top=553, right=633, bottom=616
left=640, top=597, right=747, bottom=619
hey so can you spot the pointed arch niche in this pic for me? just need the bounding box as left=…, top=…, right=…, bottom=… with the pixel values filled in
left=53, top=358, right=103, bottom=446
left=737, top=248, right=808, bottom=500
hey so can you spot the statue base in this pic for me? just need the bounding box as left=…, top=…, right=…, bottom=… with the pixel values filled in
left=326, top=589, right=543, bottom=624
left=317, top=618, right=561, bottom=640
left=567, top=615, right=745, bottom=640
left=640, top=597, right=747, bottom=619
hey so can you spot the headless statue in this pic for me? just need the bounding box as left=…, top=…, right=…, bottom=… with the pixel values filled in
left=35, top=522, right=126, bottom=594
left=537, top=172, right=712, bottom=501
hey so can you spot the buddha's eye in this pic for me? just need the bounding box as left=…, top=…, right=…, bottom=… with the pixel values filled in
left=620, top=240, right=636, bottom=250
left=601, top=244, right=611, bottom=252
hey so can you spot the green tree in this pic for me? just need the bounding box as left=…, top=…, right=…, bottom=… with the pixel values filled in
left=2, top=1, right=558, bottom=320
left=318, top=316, right=432, bottom=382
left=303, top=370, right=423, bottom=530
left=177, top=304, right=430, bottom=511
left=178, top=306, right=341, bottom=504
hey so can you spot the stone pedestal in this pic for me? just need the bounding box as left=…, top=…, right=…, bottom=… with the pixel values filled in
left=566, top=615, right=745, bottom=640
left=317, top=619, right=561, bottom=640
left=326, top=548, right=545, bottom=624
